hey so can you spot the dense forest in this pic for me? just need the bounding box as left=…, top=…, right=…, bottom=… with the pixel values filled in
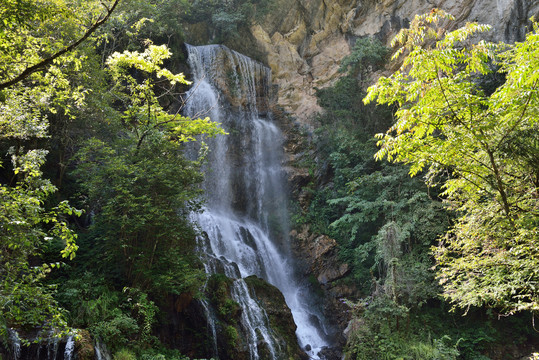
left=0, top=0, right=538, bottom=359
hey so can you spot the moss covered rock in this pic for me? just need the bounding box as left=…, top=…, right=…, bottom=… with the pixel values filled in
left=75, top=330, right=95, bottom=360
left=244, top=275, right=308, bottom=360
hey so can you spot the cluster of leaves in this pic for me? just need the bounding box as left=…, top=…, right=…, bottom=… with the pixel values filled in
left=94, top=0, right=194, bottom=68
left=339, top=37, right=390, bottom=84
left=56, top=274, right=159, bottom=353
left=346, top=312, right=461, bottom=360
left=0, top=151, right=79, bottom=334
left=0, top=0, right=118, bottom=338
left=344, top=295, right=517, bottom=360
left=366, top=9, right=539, bottom=315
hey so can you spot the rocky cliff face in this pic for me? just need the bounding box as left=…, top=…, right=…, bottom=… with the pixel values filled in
left=230, top=0, right=539, bottom=123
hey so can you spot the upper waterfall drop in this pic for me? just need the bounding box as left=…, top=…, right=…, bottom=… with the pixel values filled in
left=185, top=44, right=333, bottom=359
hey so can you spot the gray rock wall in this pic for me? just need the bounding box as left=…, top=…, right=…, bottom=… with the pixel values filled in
left=238, top=0, right=539, bottom=123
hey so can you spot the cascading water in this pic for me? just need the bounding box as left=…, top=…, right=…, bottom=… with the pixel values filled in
left=4, top=328, right=74, bottom=360
left=63, top=336, right=75, bottom=360
left=8, top=329, right=21, bottom=360
left=185, top=44, right=332, bottom=359
left=94, top=340, right=112, bottom=360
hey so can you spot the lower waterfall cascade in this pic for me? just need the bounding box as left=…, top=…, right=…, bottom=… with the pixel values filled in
left=4, top=329, right=76, bottom=360
left=185, top=43, right=335, bottom=359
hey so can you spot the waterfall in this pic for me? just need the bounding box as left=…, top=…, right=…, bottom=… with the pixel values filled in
left=5, top=328, right=75, bottom=360
left=64, top=336, right=75, bottom=360
left=8, top=329, right=21, bottom=360
left=94, top=340, right=112, bottom=360
left=199, top=298, right=219, bottom=358
left=186, top=44, right=331, bottom=359
left=46, top=334, right=59, bottom=360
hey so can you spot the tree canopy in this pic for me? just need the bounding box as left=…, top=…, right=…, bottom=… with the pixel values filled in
left=0, top=0, right=223, bottom=342
left=0, top=0, right=119, bottom=336
left=365, top=9, right=539, bottom=315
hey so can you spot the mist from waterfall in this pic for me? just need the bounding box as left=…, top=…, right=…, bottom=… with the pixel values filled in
left=185, top=44, right=332, bottom=359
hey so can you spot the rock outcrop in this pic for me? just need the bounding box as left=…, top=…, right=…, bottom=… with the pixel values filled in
left=161, top=274, right=306, bottom=360
left=244, top=275, right=309, bottom=360
left=291, top=226, right=357, bottom=332
left=220, top=0, right=539, bottom=123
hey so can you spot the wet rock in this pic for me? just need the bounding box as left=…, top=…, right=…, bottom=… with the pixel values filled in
left=290, top=225, right=356, bottom=333
left=244, top=275, right=309, bottom=360
left=318, top=345, right=344, bottom=360
left=156, top=293, right=216, bottom=359
left=291, top=227, right=350, bottom=284
left=284, top=166, right=311, bottom=199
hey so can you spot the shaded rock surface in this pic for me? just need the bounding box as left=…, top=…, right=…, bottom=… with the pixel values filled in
left=156, top=293, right=216, bottom=359
left=194, top=274, right=307, bottom=360
left=156, top=274, right=308, bottom=360
left=291, top=226, right=356, bottom=333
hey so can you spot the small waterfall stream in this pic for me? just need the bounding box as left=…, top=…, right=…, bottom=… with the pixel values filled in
left=8, top=329, right=21, bottom=360
left=5, top=329, right=76, bottom=360
left=63, top=336, right=75, bottom=360
left=186, top=44, right=331, bottom=359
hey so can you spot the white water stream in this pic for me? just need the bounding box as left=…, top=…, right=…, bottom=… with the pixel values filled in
left=6, top=329, right=76, bottom=360
left=186, top=44, right=330, bottom=359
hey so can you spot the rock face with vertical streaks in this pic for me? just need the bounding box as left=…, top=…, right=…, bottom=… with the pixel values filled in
left=211, top=0, right=539, bottom=124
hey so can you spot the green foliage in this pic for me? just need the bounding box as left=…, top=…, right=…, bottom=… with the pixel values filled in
left=217, top=299, right=240, bottom=318
left=56, top=275, right=161, bottom=353
left=0, top=0, right=118, bottom=91
left=139, top=348, right=192, bottom=360
left=97, top=0, right=189, bottom=55
left=207, top=274, right=239, bottom=319
left=93, top=311, right=140, bottom=350
left=344, top=299, right=522, bottom=360
left=69, top=43, right=224, bottom=296
left=56, top=274, right=120, bottom=327
left=346, top=305, right=460, bottom=360
left=301, top=36, right=447, bottom=300
left=74, top=134, right=205, bottom=294
left=106, top=44, right=225, bottom=147
left=224, top=325, right=239, bottom=348
left=340, top=37, right=389, bottom=81
left=1, top=0, right=215, bottom=357
left=365, top=10, right=539, bottom=315
left=114, top=348, right=138, bottom=360
left=0, top=0, right=105, bottom=336
left=296, top=33, right=459, bottom=359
